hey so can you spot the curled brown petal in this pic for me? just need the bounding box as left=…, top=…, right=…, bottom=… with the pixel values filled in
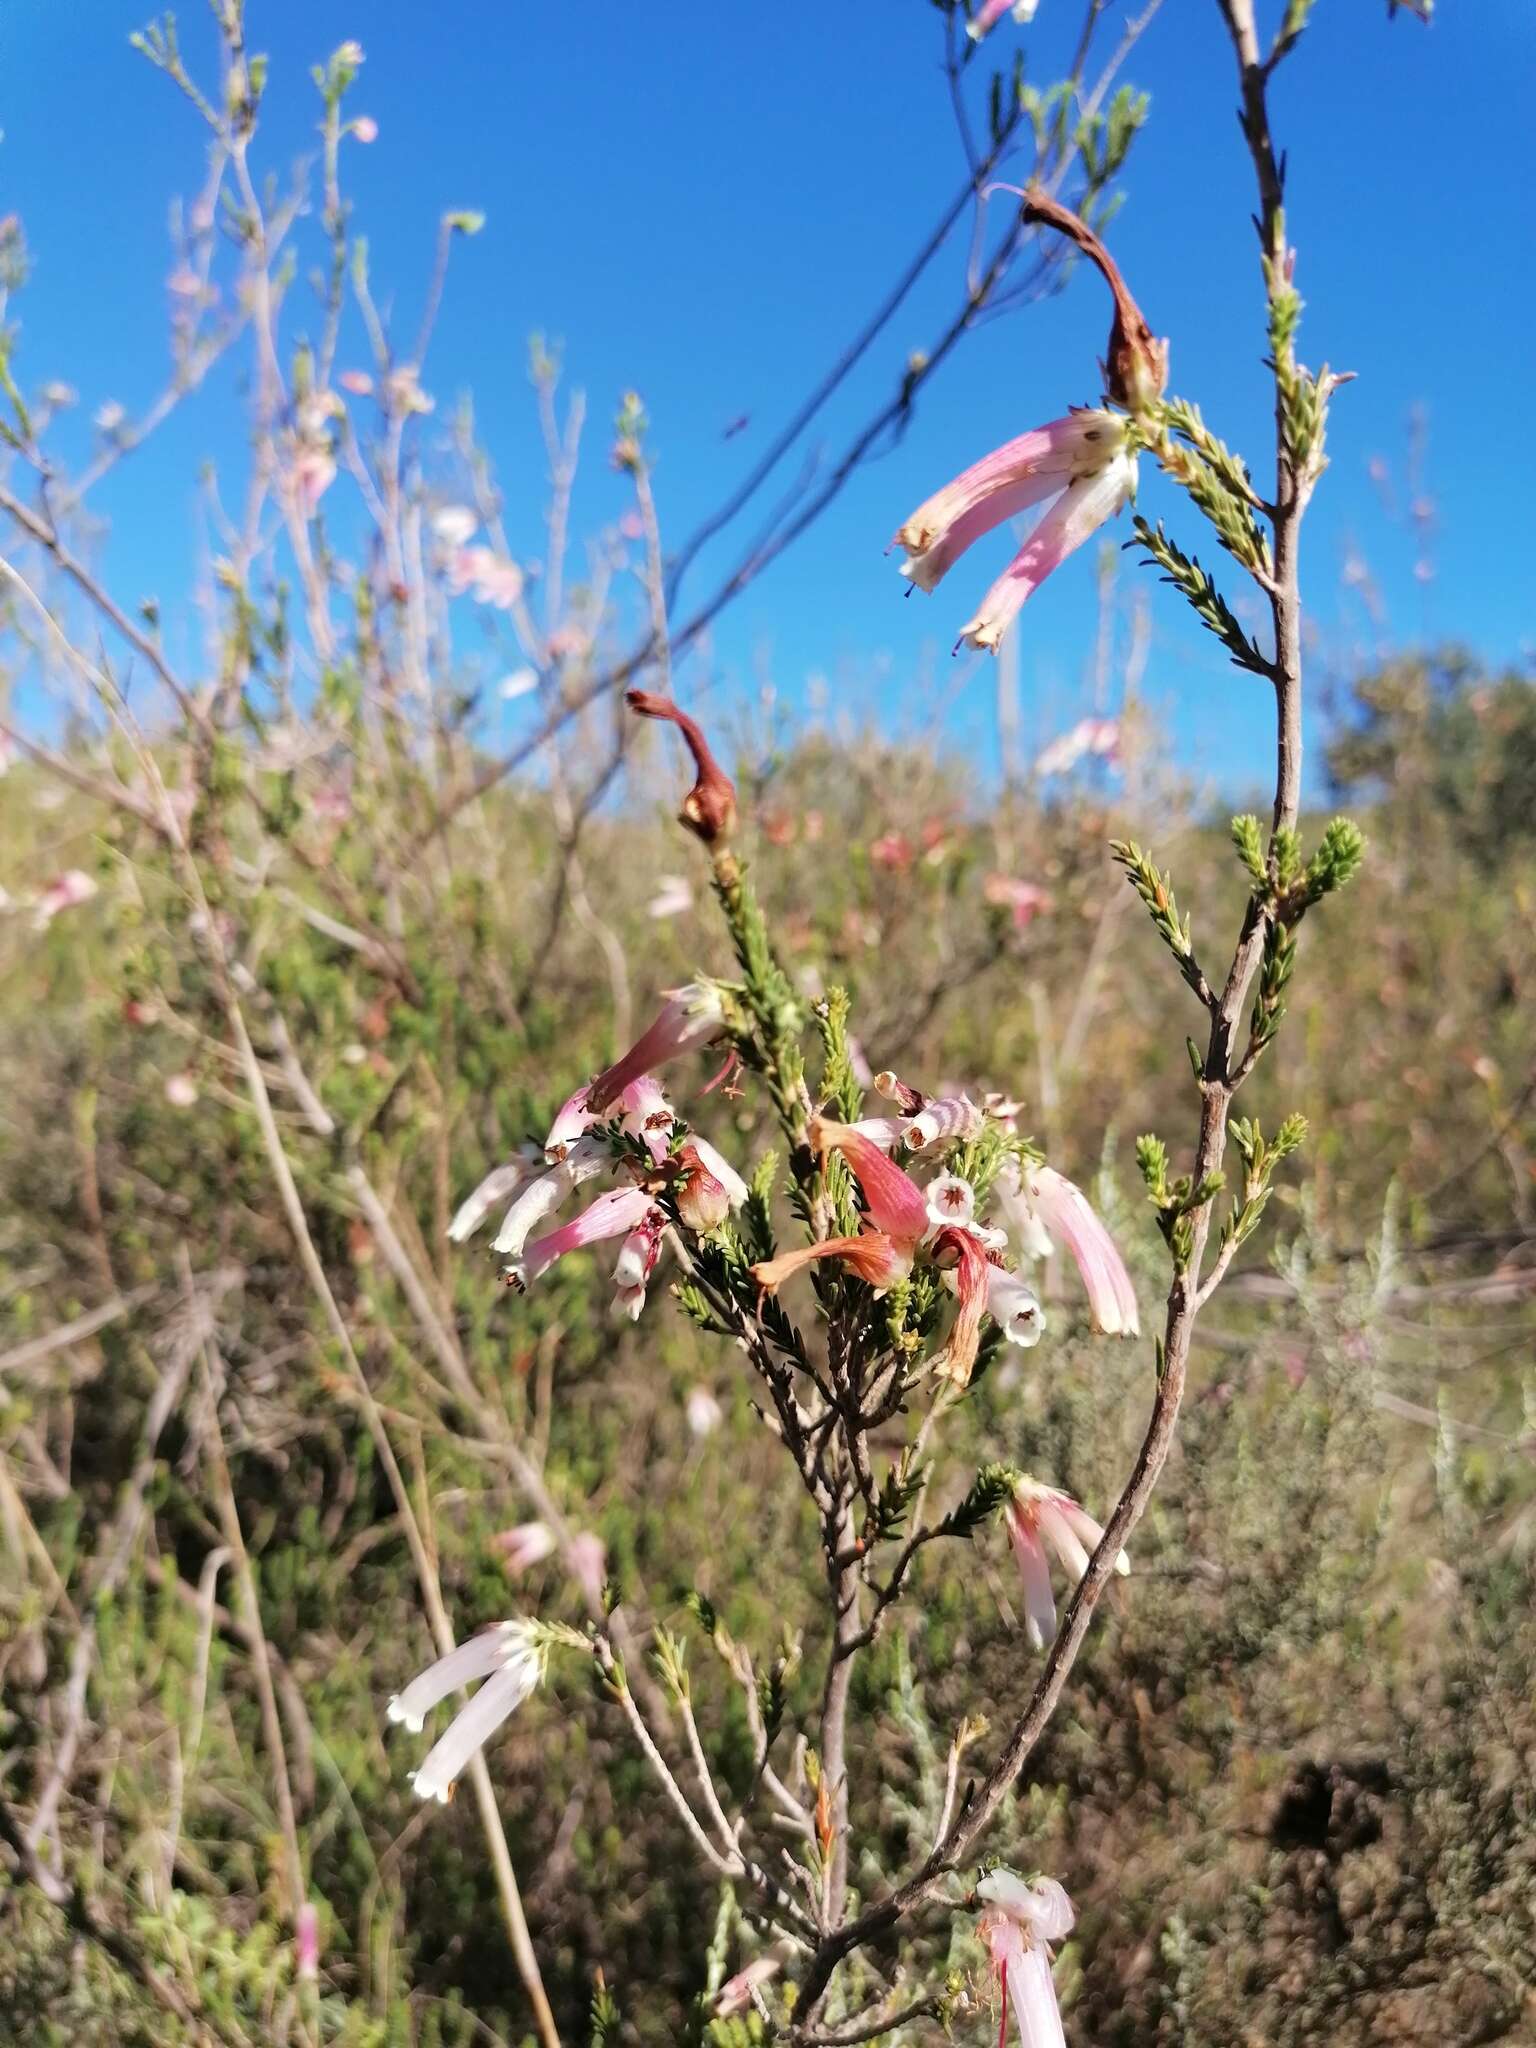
left=1022, top=187, right=1169, bottom=413
left=627, top=689, right=738, bottom=847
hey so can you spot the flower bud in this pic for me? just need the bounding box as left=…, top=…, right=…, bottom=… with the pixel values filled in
left=674, top=1143, right=731, bottom=1233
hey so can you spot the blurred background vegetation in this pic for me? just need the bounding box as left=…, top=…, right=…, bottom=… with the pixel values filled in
left=2, top=638, right=1533, bottom=2044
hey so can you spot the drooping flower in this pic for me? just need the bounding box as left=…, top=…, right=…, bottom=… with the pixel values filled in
left=612, top=1202, right=667, bottom=1319
left=1006, top=1474, right=1127, bottom=1648
left=432, top=504, right=478, bottom=549
left=673, top=1142, right=733, bottom=1233
left=986, top=1267, right=1046, bottom=1348
left=587, top=983, right=728, bottom=1113
left=976, top=1870, right=1074, bottom=2047
left=1001, top=1163, right=1139, bottom=1336
left=542, top=1074, right=674, bottom=1164
left=489, top=1138, right=608, bottom=1258
left=967, top=0, right=1041, bottom=42
left=894, top=408, right=1136, bottom=653
left=388, top=1621, right=545, bottom=1804
left=512, top=1186, right=659, bottom=1289
left=351, top=114, right=379, bottom=142
left=448, top=544, right=523, bottom=608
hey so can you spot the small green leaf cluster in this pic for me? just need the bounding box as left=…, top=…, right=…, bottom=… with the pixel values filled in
left=1129, top=517, right=1271, bottom=676
left=1111, top=839, right=1210, bottom=1004
left=1219, top=1113, right=1308, bottom=1257
left=942, top=1462, right=1019, bottom=1539
left=1137, top=1133, right=1225, bottom=1273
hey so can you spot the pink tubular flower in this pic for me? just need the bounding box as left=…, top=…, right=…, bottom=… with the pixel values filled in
left=749, top=1230, right=914, bottom=1298
left=351, top=114, right=379, bottom=142
left=489, top=1139, right=607, bottom=1258
left=968, top=0, right=1040, bottom=41
left=387, top=1621, right=544, bottom=1804
left=295, top=1901, right=321, bottom=1984
left=494, top=1520, right=557, bottom=1574
left=811, top=1116, right=931, bottom=1245
left=976, top=1870, right=1073, bottom=2047
left=513, top=1187, right=658, bottom=1288
left=33, top=868, right=98, bottom=929
left=984, top=875, right=1053, bottom=931
left=894, top=410, right=1136, bottom=654
left=673, top=1143, right=731, bottom=1233
left=1006, top=1474, right=1128, bottom=1649
left=612, top=1204, right=666, bottom=1318
left=1035, top=715, right=1121, bottom=779
left=1014, top=1164, right=1139, bottom=1336
left=587, top=983, right=728, bottom=1113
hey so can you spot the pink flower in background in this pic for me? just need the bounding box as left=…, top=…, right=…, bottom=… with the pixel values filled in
left=1001, top=1163, right=1139, bottom=1336
left=968, top=0, right=1041, bottom=41
left=870, top=832, right=914, bottom=872
left=351, top=115, right=379, bottom=142
left=976, top=1871, right=1073, bottom=2047
left=0, top=730, right=14, bottom=776
left=647, top=874, right=694, bottom=920
left=1006, top=1474, right=1127, bottom=1648
left=686, top=1385, right=723, bottom=1438
left=290, top=446, right=337, bottom=516
left=449, top=544, right=524, bottom=609
left=164, top=1073, right=199, bottom=1109
left=33, top=868, right=98, bottom=930
left=339, top=368, right=374, bottom=396
left=1035, top=715, right=1121, bottom=778
left=387, top=1620, right=544, bottom=1804
left=587, top=982, right=727, bottom=1112
left=713, top=1955, right=780, bottom=2018
left=494, top=1521, right=557, bottom=1574
left=295, top=1902, right=321, bottom=1984
left=894, top=409, right=1136, bottom=653
left=984, top=875, right=1053, bottom=930
left=432, top=504, right=477, bottom=549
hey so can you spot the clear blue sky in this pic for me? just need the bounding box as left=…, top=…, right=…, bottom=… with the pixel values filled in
left=2, top=0, right=1532, bottom=800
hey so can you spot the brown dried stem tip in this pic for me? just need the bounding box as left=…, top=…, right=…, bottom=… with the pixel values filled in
left=1023, top=187, right=1169, bottom=414
left=626, top=689, right=738, bottom=848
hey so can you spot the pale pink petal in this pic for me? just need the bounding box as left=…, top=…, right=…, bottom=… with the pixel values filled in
left=986, top=1267, right=1045, bottom=1347
left=519, top=1186, right=655, bottom=1285
left=904, top=1094, right=985, bottom=1152
left=1023, top=1165, right=1139, bottom=1335
left=410, top=1654, right=540, bottom=1803
left=386, top=1621, right=527, bottom=1733
left=449, top=1148, right=542, bottom=1242
left=588, top=983, right=727, bottom=1111
left=957, top=451, right=1138, bottom=652
left=1005, top=1939, right=1068, bottom=2048
left=688, top=1136, right=749, bottom=1208
left=811, top=1117, right=930, bottom=1244
left=1007, top=1511, right=1057, bottom=1649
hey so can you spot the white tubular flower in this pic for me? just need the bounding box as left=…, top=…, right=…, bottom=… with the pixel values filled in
left=448, top=1145, right=543, bottom=1243
left=387, top=1622, right=544, bottom=1805
left=688, top=1136, right=749, bottom=1209
left=986, top=1268, right=1046, bottom=1347
left=490, top=1138, right=606, bottom=1257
